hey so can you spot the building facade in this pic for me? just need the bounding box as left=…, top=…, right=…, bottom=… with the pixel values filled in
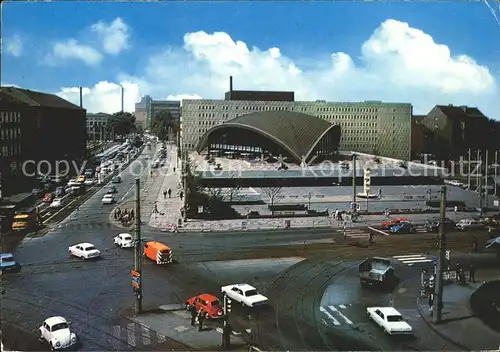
left=86, top=113, right=111, bottom=141
left=135, top=96, right=181, bottom=129
left=180, top=99, right=412, bottom=161
left=0, top=87, right=86, bottom=197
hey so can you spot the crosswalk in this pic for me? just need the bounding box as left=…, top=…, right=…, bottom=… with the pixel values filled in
left=392, top=254, right=434, bottom=266
left=340, top=228, right=370, bottom=239
left=56, top=222, right=117, bottom=231
left=110, top=323, right=166, bottom=349
left=319, top=304, right=354, bottom=326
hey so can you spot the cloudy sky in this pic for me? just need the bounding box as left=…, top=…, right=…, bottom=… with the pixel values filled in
left=3, top=2, right=500, bottom=119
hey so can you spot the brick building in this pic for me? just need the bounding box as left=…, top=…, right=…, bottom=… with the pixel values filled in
left=0, top=87, right=86, bottom=198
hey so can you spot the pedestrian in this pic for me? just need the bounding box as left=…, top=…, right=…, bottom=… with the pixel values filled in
left=428, top=293, right=434, bottom=315
left=469, top=263, right=476, bottom=283
left=455, top=262, right=460, bottom=282
left=179, top=191, right=183, bottom=201
left=334, top=209, right=339, bottom=221
left=369, top=232, right=374, bottom=245
left=197, top=310, right=204, bottom=331
left=173, top=167, right=176, bottom=173
left=163, top=190, right=167, bottom=199
left=154, top=203, right=158, bottom=214
left=472, top=237, right=478, bottom=252
left=130, top=209, right=135, bottom=220
left=190, top=305, right=197, bottom=326
left=168, top=189, right=172, bottom=198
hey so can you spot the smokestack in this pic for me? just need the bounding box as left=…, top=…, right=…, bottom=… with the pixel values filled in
left=229, top=76, right=233, bottom=93
left=121, top=86, right=124, bottom=112
left=79, top=87, right=83, bottom=108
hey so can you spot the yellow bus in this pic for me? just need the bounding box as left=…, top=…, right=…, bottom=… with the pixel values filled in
left=11, top=207, right=40, bottom=232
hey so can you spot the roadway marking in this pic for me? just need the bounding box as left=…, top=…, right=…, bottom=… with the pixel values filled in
left=111, top=325, right=121, bottom=350
left=127, top=323, right=136, bottom=347
left=174, top=325, right=189, bottom=332
left=393, top=254, right=433, bottom=265
left=320, top=306, right=340, bottom=325
left=328, top=306, right=353, bottom=324
left=141, top=325, right=151, bottom=345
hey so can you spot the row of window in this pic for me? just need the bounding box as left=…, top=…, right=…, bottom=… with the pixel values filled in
left=1, top=144, right=21, bottom=157
left=0, top=111, right=21, bottom=123
left=209, top=144, right=264, bottom=152
left=87, top=121, right=106, bottom=126
left=196, top=105, right=405, bottom=113
left=0, top=127, right=21, bottom=141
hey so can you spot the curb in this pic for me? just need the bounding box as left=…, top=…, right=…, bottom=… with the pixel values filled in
left=118, top=305, right=196, bottom=351
left=415, top=295, right=469, bottom=351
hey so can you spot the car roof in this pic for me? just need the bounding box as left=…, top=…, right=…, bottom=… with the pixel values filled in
left=119, top=233, right=132, bottom=237
left=198, top=293, right=219, bottom=302
left=372, top=307, right=400, bottom=315
left=234, top=283, right=256, bottom=291
left=45, top=316, right=68, bottom=326
left=76, top=242, right=94, bottom=247
left=103, top=194, right=113, bottom=197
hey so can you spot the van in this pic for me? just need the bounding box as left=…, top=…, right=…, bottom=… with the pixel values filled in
left=143, top=241, right=173, bottom=264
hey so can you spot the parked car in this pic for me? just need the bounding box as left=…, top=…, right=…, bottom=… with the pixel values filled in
left=49, top=198, right=63, bottom=209
left=366, top=307, right=412, bottom=335
left=390, top=222, right=416, bottom=234
left=0, top=253, right=22, bottom=275
left=68, top=242, right=100, bottom=259
left=39, top=316, right=78, bottom=350
left=102, top=194, right=115, bottom=205
left=221, top=283, right=268, bottom=307
left=456, top=219, right=485, bottom=231
left=113, top=233, right=134, bottom=248
left=42, top=193, right=55, bottom=203
left=185, top=293, right=224, bottom=319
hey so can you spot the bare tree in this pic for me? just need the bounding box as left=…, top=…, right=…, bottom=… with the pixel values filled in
left=262, top=187, right=283, bottom=216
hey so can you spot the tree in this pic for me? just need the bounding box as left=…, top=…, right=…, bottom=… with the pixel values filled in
left=206, top=173, right=242, bottom=206
left=262, top=187, right=283, bottom=216
left=151, top=109, right=179, bottom=141
left=107, top=112, right=136, bottom=138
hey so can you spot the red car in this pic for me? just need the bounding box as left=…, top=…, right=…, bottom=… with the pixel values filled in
left=42, top=192, right=54, bottom=203
left=381, top=217, right=409, bottom=229
left=185, top=293, right=223, bottom=319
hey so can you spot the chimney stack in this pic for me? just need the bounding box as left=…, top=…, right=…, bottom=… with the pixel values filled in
left=229, top=76, right=233, bottom=93
left=121, top=86, right=124, bottom=112
left=79, top=87, right=83, bottom=108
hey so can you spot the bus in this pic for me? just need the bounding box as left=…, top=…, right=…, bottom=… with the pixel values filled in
left=11, top=207, right=41, bottom=232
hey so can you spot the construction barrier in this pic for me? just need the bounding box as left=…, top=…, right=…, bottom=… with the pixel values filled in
left=368, top=226, right=390, bottom=236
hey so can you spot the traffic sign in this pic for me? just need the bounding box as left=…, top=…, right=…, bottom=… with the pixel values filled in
left=132, top=275, right=141, bottom=289
left=131, top=270, right=140, bottom=277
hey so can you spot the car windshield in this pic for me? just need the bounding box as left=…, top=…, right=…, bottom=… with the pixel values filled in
left=84, top=246, right=95, bottom=251
left=211, top=300, right=220, bottom=306
left=387, top=315, right=404, bottom=322
left=245, top=289, right=258, bottom=296
left=123, top=236, right=132, bottom=241
left=51, top=322, right=68, bottom=331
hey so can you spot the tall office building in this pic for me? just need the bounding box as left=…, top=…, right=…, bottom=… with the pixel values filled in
left=135, top=96, right=180, bottom=129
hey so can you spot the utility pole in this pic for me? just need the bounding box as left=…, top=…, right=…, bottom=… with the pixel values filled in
left=495, top=151, right=498, bottom=196
left=222, top=294, right=231, bottom=349
left=467, top=148, right=471, bottom=189
left=121, top=85, right=125, bottom=113
left=133, top=177, right=143, bottom=314
left=485, top=150, right=489, bottom=209
left=352, top=154, right=357, bottom=207
left=476, top=150, right=481, bottom=191
left=433, top=186, right=447, bottom=324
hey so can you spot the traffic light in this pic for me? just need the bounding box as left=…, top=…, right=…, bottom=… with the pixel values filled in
left=226, top=297, right=232, bottom=313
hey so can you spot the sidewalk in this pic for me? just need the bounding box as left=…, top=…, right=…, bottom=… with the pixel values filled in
left=393, top=270, right=500, bottom=351
left=124, top=305, right=247, bottom=351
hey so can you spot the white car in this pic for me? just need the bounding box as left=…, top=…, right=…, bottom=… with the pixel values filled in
left=221, top=283, right=268, bottom=307
left=102, top=194, right=115, bottom=205
left=49, top=198, right=63, bottom=208
left=456, top=219, right=485, bottom=231
left=366, top=307, right=412, bottom=335
left=68, top=242, right=101, bottom=259
left=113, top=233, right=134, bottom=248
left=39, top=316, right=77, bottom=350
left=67, top=179, right=79, bottom=187
left=84, top=178, right=96, bottom=186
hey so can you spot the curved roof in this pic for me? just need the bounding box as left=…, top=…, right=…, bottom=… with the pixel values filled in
left=196, top=111, right=340, bottom=163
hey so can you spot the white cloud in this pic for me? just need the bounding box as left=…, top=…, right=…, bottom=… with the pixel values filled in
left=91, top=17, right=130, bottom=55
left=53, top=19, right=499, bottom=118
left=167, top=94, right=202, bottom=100
left=48, top=39, right=103, bottom=65
left=56, top=81, right=140, bottom=113
left=5, top=34, right=23, bottom=57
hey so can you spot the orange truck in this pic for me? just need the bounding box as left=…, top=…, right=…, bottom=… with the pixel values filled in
left=143, top=241, right=173, bottom=264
